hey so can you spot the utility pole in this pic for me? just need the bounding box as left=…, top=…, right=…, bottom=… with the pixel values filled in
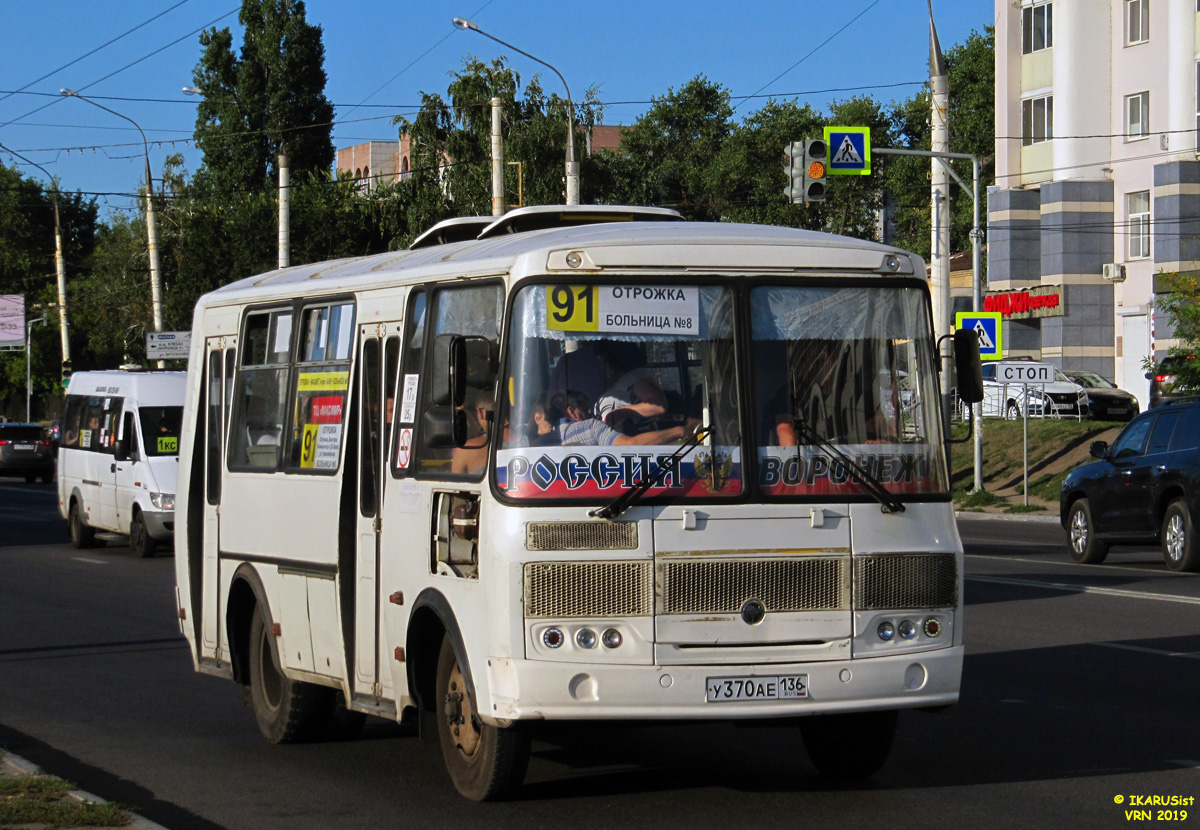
left=929, top=2, right=952, bottom=389
left=278, top=146, right=290, bottom=269
left=490, top=98, right=505, bottom=216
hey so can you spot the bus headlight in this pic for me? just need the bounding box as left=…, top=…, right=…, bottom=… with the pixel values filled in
left=923, top=617, right=942, bottom=638
left=897, top=619, right=918, bottom=640
left=542, top=628, right=564, bottom=649
left=150, top=492, right=174, bottom=510
left=877, top=621, right=895, bottom=641
left=601, top=628, right=622, bottom=649
left=575, top=628, right=598, bottom=649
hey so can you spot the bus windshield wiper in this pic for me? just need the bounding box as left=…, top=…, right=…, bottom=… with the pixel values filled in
left=589, top=426, right=711, bottom=520
left=787, top=408, right=905, bottom=515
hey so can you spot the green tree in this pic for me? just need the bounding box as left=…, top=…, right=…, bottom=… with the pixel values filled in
left=1147, top=272, right=1200, bottom=390
left=192, top=0, right=335, bottom=195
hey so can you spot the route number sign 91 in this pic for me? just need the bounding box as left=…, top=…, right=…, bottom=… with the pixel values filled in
left=545, top=284, right=700, bottom=336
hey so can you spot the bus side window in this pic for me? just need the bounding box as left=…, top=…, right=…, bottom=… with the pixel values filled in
left=229, top=309, right=292, bottom=471
left=61, top=395, right=83, bottom=448
left=415, top=283, right=502, bottom=479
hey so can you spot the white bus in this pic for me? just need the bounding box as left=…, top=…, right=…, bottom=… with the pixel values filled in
left=60, top=369, right=185, bottom=557
left=174, top=205, right=982, bottom=800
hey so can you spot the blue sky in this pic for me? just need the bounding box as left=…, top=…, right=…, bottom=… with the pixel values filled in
left=0, top=0, right=994, bottom=216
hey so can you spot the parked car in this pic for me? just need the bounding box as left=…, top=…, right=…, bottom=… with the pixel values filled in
left=1062, top=370, right=1139, bottom=421
left=1147, top=354, right=1197, bottom=408
left=1060, top=398, right=1200, bottom=570
left=980, top=360, right=1088, bottom=418
left=0, top=423, right=55, bottom=483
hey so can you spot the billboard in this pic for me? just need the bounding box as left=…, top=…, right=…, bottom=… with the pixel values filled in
left=0, top=295, right=24, bottom=349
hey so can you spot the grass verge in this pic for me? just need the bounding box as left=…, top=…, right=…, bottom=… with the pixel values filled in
left=0, top=771, right=128, bottom=828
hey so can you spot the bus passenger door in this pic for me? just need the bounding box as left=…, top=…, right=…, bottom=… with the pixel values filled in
left=353, top=326, right=399, bottom=701
left=202, top=339, right=236, bottom=655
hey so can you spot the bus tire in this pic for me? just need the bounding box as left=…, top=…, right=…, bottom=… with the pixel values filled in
left=129, top=512, right=159, bottom=559
left=436, top=634, right=529, bottom=801
left=69, top=501, right=94, bottom=549
left=800, top=709, right=898, bottom=779
left=248, top=607, right=328, bottom=744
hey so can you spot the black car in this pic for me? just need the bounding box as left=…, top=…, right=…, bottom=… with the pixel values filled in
left=1062, top=370, right=1139, bottom=421
left=0, top=423, right=55, bottom=483
left=1147, top=354, right=1197, bottom=408
left=1061, top=399, right=1200, bottom=570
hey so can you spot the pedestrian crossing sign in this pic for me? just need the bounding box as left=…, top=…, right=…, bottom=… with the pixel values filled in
left=823, top=126, right=871, bottom=175
left=955, top=311, right=1003, bottom=360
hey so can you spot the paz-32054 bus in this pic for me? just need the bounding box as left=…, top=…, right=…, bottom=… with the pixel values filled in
left=174, top=205, right=982, bottom=800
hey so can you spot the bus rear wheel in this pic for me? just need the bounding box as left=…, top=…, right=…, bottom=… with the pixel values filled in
left=800, top=710, right=898, bottom=779
left=248, top=607, right=329, bottom=744
left=436, top=635, right=529, bottom=801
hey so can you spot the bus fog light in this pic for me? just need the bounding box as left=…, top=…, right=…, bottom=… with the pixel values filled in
left=542, top=628, right=564, bottom=649
left=877, top=621, right=895, bottom=641
left=575, top=628, right=598, bottom=649
left=898, top=620, right=917, bottom=640
left=923, top=617, right=942, bottom=638
left=601, top=628, right=622, bottom=648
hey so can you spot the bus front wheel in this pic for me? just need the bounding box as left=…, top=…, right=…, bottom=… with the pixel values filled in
left=248, top=608, right=328, bottom=744
left=800, top=709, right=898, bottom=779
left=435, top=635, right=529, bottom=801
left=68, top=502, right=94, bottom=549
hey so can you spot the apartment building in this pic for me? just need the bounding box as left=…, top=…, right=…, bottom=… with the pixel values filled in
left=991, top=0, right=1200, bottom=406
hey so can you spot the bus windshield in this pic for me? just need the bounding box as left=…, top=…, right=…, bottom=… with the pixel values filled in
left=750, top=284, right=948, bottom=497
left=496, top=282, right=742, bottom=500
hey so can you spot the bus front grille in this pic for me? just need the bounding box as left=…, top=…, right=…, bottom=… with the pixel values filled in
left=525, top=521, right=639, bottom=551
left=853, top=553, right=958, bottom=610
left=524, top=561, right=653, bottom=618
left=657, top=557, right=849, bottom=615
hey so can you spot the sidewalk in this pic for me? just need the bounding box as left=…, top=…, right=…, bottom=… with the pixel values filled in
left=1, top=750, right=167, bottom=830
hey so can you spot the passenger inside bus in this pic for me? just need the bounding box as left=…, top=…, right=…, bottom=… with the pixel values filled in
left=553, top=389, right=691, bottom=447
left=593, top=341, right=668, bottom=432
left=451, top=390, right=493, bottom=475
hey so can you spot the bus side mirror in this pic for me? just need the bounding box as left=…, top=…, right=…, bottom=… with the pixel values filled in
left=423, top=408, right=468, bottom=448
left=114, top=412, right=135, bottom=461
left=954, top=328, right=985, bottom=405
left=431, top=334, right=466, bottom=408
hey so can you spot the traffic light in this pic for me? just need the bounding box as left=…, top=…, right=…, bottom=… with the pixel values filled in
left=61, top=359, right=72, bottom=389
left=801, top=138, right=827, bottom=203
left=784, top=141, right=805, bottom=204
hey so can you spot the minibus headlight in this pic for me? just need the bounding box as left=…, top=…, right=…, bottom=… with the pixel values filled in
left=150, top=492, right=174, bottom=510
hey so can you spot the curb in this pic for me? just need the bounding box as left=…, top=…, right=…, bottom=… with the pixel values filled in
left=956, top=510, right=1060, bottom=524
left=2, top=751, right=169, bottom=830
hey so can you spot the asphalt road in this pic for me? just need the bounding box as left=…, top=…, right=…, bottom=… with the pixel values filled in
left=2, top=483, right=1198, bottom=829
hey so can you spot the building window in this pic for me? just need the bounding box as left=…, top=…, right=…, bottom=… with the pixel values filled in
left=1021, top=95, right=1054, bottom=146
left=1126, top=92, right=1150, bottom=140
left=1127, top=191, right=1150, bottom=260
left=1022, top=2, right=1053, bottom=54
left=1127, top=0, right=1149, bottom=44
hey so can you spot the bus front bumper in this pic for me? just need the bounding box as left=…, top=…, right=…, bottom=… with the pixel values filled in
left=481, top=645, right=962, bottom=723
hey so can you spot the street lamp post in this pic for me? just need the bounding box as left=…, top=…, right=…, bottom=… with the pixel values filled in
left=452, top=17, right=579, bottom=205
left=26, top=316, right=46, bottom=422
left=60, top=89, right=164, bottom=366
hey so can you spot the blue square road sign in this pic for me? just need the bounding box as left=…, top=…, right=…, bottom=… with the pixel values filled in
left=955, top=311, right=1002, bottom=360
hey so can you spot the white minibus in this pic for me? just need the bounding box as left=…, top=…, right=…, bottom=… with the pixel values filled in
left=59, top=369, right=185, bottom=557
left=174, top=205, right=981, bottom=800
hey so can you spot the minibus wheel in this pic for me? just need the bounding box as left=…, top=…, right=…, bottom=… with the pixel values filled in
left=68, top=502, right=95, bottom=549
left=436, top=635, right=529, bottom=801
left=800, top=709, right=898, bottom=779
left=248, top=607, right=328, bottom=744
left=129, top=512, right=158, bottom=558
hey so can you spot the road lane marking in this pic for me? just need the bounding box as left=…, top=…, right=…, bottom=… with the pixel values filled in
left=966, top=574, right=1200, bottom=605
left=72, top=557, right=108, bottom=565
left=1095, top=643, right=1200, bottom=662
left=966, top=553, right=1195, bottom=577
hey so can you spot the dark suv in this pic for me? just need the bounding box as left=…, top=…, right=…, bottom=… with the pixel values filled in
left=1061, top=399, right=1200, bottom=570
left=1147, top=355, right=1197, bottom=408
left=0, top=423, right=55, bottom=483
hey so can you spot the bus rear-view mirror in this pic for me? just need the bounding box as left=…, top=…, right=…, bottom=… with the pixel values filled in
left=424, top=408, right=468, bottom=448
left=954, top=328, right=984, bottom=404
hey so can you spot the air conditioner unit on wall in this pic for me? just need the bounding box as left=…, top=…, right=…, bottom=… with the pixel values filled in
left=1102, top=263, right=1127, bottom=283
